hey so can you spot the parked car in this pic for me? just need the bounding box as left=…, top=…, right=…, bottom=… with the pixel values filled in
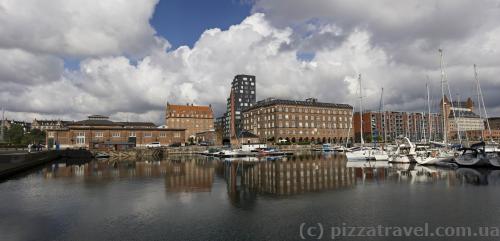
left=146, top=142, right=161, bottom=148
left=169, top=142, right=182, bottom=147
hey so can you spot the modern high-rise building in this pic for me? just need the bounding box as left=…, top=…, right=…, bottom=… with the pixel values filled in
left=219, top=74, right=256, bottom=144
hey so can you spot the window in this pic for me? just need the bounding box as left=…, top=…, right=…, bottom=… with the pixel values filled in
left=144, top=132, right=152, bottom=137
left=95, top=132, right=103, bottom=137
left=159, top=132, right=166, bottom=137
left=174, top=132, right=181, bottom=138
left=129, top=131, right=136, bottom=137
left=76, top=132, right=85, bottom=145
left=48, top=132, right=55, bottom=138
left=112, top=132, right=120, bottom=138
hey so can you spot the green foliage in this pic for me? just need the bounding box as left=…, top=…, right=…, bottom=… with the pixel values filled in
left=6, top=124, right=24, bottom=144
left=5, top=124, right=46, bottom=145
left=296, top=141, right=311, bottom=145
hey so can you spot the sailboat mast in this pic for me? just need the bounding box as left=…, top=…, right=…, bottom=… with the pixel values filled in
left=381, top=87, right=387, bottom=143
left=426, top=81, right=432, bottom=142
left=439, top=49, right=448, bottom=144
left=474, top=64, right=493, bottom=142
left=359, top=74, right=364, bottom=145
left=0, top=107, right=4, bottom=143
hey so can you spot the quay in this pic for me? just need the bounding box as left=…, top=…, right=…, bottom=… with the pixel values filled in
left=0, top=149, right=91, bottom=179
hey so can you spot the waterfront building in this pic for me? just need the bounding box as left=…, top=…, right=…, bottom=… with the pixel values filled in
left=440, top=97, right=484, bottom=140
left=32, top=119, right=71, bottom=131
left=353, top=111, right=443, bottom=143
left=218, top=75, right=257, bottom=144
left=242, top=98, right=353, bottom=143
left=195, top=130, right=220, bottom=146
left=3, top=119, right=32, bottom=133
left=165, top=103, right=214, bottom=143
left=466, top=117, right=500, bottom=141
left=488, top=117, right=500, bottom=130
left=46, top=115, right=185, bottom=149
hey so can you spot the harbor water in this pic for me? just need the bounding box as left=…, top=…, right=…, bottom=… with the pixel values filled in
left=1, top=153, right=500, bottom=241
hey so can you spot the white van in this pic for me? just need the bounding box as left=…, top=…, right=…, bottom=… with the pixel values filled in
left=146, top=142, right=161, bottom=148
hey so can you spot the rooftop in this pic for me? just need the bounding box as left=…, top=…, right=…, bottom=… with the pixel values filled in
left=243, top=98, right=352, bottom=112
left=449, top=110, right=480, bottom=119
left=166, top=103, right=213, bottom=114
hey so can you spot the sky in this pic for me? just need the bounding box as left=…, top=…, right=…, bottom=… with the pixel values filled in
left=1, top=0, right=500, bottom=124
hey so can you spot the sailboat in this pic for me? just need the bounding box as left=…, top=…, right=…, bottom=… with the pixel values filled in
left=416, top=49, right=458, bottom=165
left=346, top=74, right=377, bottom=161
left=455, top=64, right=500, bottom=167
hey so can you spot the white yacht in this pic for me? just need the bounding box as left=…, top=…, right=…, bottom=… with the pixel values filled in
left=389, top=138, right=417, bottom=163
left=415, top=148, right=455, bottom=165
left=345, top=147, right=376, bottom=161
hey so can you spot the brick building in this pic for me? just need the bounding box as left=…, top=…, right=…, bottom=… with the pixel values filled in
left=353, top=111, right=443, bottom=143
left=165, top=103, right=214, bottom=143
left=46, top=115, right=185, bottom=149
left=441, top=97, right=484, bottom=140
left=32, top=119, right=72, bottom=131
left=242, top=98, right=353, bottom=144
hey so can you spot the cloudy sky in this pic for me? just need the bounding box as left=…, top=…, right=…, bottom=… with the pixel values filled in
left=1, top=0, right=499, bottom=124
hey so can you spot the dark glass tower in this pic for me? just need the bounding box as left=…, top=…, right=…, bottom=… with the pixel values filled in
left=221, top=74, right=256, bottom=141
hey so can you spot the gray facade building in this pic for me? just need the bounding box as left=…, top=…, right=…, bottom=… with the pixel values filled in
left=219, top=74, right=256, bottom=142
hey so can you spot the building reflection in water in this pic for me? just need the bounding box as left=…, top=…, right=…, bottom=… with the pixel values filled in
left=164, top=156, right=214, bottom=192
left=38, top=154, right=500, bottom=199
left=41, top=155, right=216, bottom=193
left=220, top=154, right=356, bottom=201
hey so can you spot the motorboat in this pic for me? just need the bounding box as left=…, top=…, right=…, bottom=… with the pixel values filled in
left=94, top=152, right=110, bottom=159
left=389, top=137, right=417, bottom=163
left=415, top=148, right=455, bottom=165
left=454, top=142, right=492, bottom=167
left=321, top=143, right=335, bottom=152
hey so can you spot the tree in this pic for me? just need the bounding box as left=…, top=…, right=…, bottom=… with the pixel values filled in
left=29, top=129, right=46, bottom=144
left=6, top=124, right=24, bottom=144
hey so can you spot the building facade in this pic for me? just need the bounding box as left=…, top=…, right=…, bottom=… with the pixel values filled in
left=3, top=120, right=32, bottom=133
left=219, top=75, right=256, bottom=143
left=47, top=115, right=185, bottom=149
left=488, top=117, right=500, bottom=130
left=32, top=119, right=71, bottom=131
left=242, top=98, right=353, bottom=144
left=353, top=111, right=443, bottom=143
left=440, top=97, right=484, bottom=140
left=165, top=103, right=214, bottom=142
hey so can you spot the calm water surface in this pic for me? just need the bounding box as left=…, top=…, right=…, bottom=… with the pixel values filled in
left=1, top=153, right=500, bottom=241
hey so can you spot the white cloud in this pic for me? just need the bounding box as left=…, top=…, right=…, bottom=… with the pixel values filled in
left=0, top=0, right=164, bottom=58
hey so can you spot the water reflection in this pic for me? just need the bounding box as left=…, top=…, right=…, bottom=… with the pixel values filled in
left=37, top=153, right=500, bottom=197
left=221, top=154, right=355, bottom=198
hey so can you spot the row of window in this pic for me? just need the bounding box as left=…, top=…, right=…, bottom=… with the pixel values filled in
left=248, top=114, right=350, bottom=122
left=50, top=131, right=181, bottom=138
left=247, top=122, right=351, bottom=129
left=259, top=129, right=349, bottom=136
left=248, top=107, right=351, bottom=115
left=168, top=114, right=211, bottom=118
